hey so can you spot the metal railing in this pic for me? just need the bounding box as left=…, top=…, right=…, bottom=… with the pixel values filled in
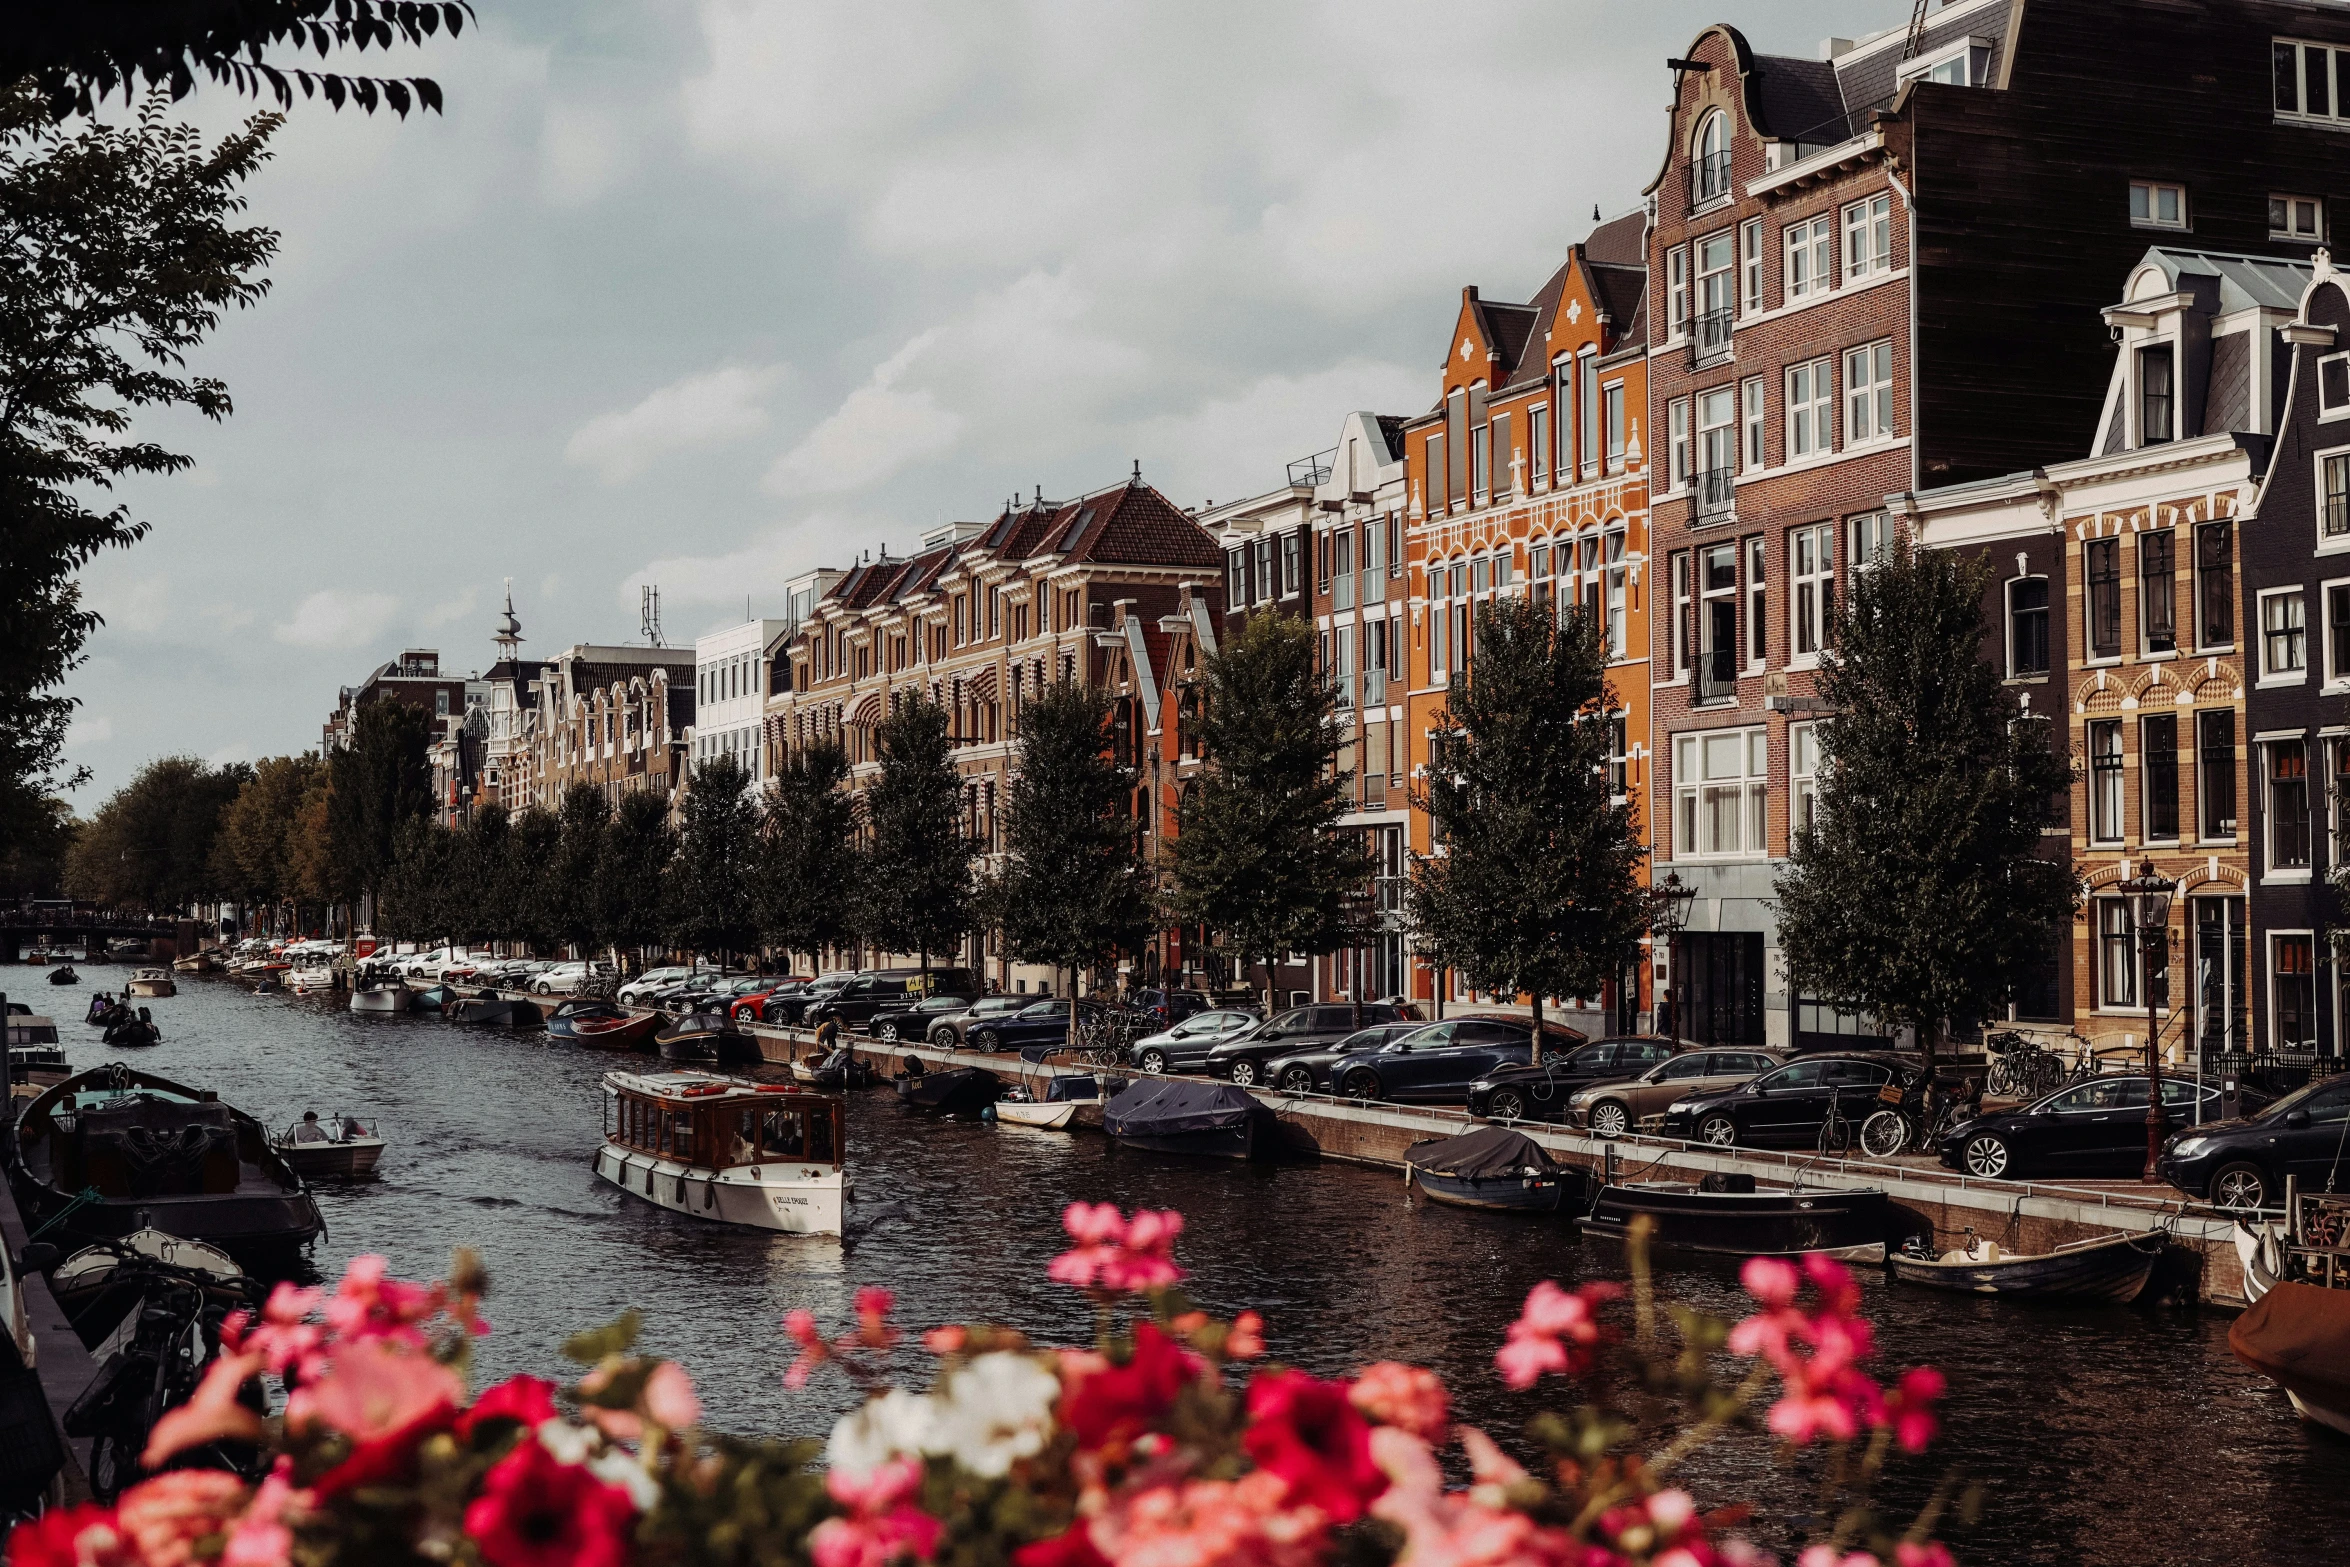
left=1693, top=307, right=1734, bottom=359
left=1288, top=447, right=1336, bottom=488
left=1690, top=151, right=1732, bottom=208
left=1695, top=646, right=1738, bottom=704
left=1693, top=464, right=1736, bottom=519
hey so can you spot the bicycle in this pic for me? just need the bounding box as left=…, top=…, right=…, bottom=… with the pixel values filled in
left=1817, top=1095, right=1855, bottom=1156
left=1859, top=1073, right=1976, bottom=1159
left=1072, top=1003, right=1147, bottom=1069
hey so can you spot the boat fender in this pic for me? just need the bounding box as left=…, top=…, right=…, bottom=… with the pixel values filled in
left=980, top=1104, right=995, bottom=1123
left=703, top=1178, right=715, bottom=1211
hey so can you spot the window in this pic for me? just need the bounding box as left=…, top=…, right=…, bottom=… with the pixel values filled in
left=2198, top=710, right=2238, bottom=839
left=1529, top=403, right=1549, bottom=486
left=1471, top=417, right=1491, bottom=505
left=1844, top=340, right=1895, bottom=444
left=2088, top=720, right=2125, bottom=844
left=1740, top=218, right=1763, bottom=313
left=2263, top=590, right=2308, bottom=677
left=1696, top=386, right=1735, bottom=516
left=1849, top=512, right=1894, bottom=572
left=1578, top=351, right=1600, bottom=477
left=2096, top=899, right=2167, bottom=1010
left=1906, top=40, right=1987, bottom=86
left=1604, top=382, right=1626, bottom=472
left=1792, top=524, right=1834, bottom=663
left=1696, top=230, right=1734, bottom=354
left=1842, top=193, right=1892, bottom=281
left=1697, top=543, right=1738, bottom=702
left=2336, top=737, right=2350, bottom=858
left=1283, top=533, right=1301, bottom=596
left=2129, top=180, right=2186, bottom=230
left=1787, top=357, right=1834, bottom=458
left=1692, top=110, right=1730, bottom=206
left=2086, top=537, right=2121, bottom=660
left=1667, top=246, right=1689, bottom=338
left=1606, top=530, right=1628, bottom=657
left=1254, top=537, right=1274, bottom=603
left=2324, top=356, right=2350, bottom=419
left=1332, top=527, right=1354, bottom=612
left=2272, top=934, right=2317, bottom=1049
left=1363, top=513, right=1383, bottom=587
left=2140, top=530, right=2175, bottom=654
left=1332, top=624, right=1355, bottom=711
left=2276, top=38, right=2350, bottom=124
left=2269, top=738, right=2312, bottom=870
left=1741, top=376, right=1765, bottom=470
left=1791, top=723, right=1820, bottom=839
left=2196, top=522, right=2234, bottom=648
left=2007, top=576, right=2049, bottom=676
left=1785, top=215, right=1833, bottom=301
left=2330, top=583, right=2350, bottom=682
left=2144, top=714, right=2179, bottom=841
left=1606, top=712, right=1628, bottom=798
left=1667, top=550, right=1693, bottom=678
left=1429, top=563, right=1451, bottom=678
left=1673, top=727, right=1768, bottom=858
left=1424, top=433, right=1446, bottom=514
left=2273, top=194, right=2325, bottom=241
left=2139, top=346, right=2174, bottom=445
left=1746, top=535, right=1766, bottom=669
left=1668, top=398, right=1690, bottom=491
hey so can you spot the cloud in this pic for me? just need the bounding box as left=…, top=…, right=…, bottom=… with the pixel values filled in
left=208, top=742, right=253, bottom=768
left=1132, top=359, right=1429, bottom=501
left=763, top=334, right=961, bottom=495
left=275, top=591, right=401, bottom=650
left=620, top=513, right=868, bottom=615
left=91, top=577, right=171, bottom=636
left=566, top=363, right=787, bottom=484
left=67, top=715, right=114, bottom=748
left=423, top=587, right=481, bottom=630
left=203, top=604, right=259, bottom=634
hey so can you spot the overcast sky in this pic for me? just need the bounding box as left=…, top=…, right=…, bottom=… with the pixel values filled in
left=61, top=0, right=1903, bottom=802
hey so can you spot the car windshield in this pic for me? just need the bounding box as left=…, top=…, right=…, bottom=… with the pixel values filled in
left=2261, top=1076, right=2349, bottom=1119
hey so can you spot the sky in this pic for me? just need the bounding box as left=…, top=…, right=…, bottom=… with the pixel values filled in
left=59, top=0, right=1906, bottom=803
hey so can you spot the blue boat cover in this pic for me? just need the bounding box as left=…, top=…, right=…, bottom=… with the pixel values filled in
left=1104, top=1079, right=1258, bottom=1137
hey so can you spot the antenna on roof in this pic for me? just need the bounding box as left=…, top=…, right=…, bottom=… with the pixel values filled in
left=1034, top=485, right=1042, bottom=506
left=640, top=585, right=664, bottom=647
left=1130, top=459, right=1142, bottom=487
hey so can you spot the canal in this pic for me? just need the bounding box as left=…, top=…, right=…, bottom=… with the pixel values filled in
left=26, top=974, right=2350, bottom=1566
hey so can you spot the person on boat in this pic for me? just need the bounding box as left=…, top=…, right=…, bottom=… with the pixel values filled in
left=340, top=1116, right=368, bottom=1142
left=814, top=1018, right=840, bottom=1048
left=293, top=1112, right=330, bottom=1143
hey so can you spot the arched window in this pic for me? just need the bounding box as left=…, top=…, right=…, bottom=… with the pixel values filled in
left=1692, top=109, right=1730, bottom=205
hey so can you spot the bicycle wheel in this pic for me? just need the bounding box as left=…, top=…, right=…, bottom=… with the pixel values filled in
left=1986, top=1059, right=2013, bottom=1097
left=1818, top=1110, right=1853, bottom=1155
left=1859, top=1110, right=1909, bottom=1159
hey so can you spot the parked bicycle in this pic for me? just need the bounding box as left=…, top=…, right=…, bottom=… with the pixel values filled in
left=1859, top=1072, right=1979, bottom=1159
left=1985, top=1030, right=2070, bottom=1099
left=1072, top=1002, right=1149, bottom=1069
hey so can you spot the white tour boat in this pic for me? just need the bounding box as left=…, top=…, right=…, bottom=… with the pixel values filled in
left=594, top=1071, right=846, bottom=1235
left=124, top=968, right=176, bottom=998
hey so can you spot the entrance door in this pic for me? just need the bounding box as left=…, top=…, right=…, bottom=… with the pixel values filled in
left=2194, top=897, right=2247, bottom=1059
left=1679, top=932, right=1765, bottom=1047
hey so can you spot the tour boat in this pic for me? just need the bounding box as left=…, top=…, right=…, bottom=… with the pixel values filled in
left=285, top=964, right=333, bottom=997
left=4, top=1010, right=69, bottom=1093
left=1888, top=1229, right=2163, bottom=1302
left=1578, top=1176, right=1890, bottom=1260
left=5, top=1063, right=323, bottom=1273
left=1102, top=1078, right=1269, bottom=1160
left=594, top=1071, right=846, bottom=1235
left=1404, top=1126, right=1578, bottom=1213
left=271, top=1116, right=386, bottom=1180
left=124, top=969, right=175, bottom=998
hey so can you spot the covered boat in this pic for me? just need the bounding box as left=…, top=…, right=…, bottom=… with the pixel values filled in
left=1889, top=1229, right=2163, bottom=1302
left=995, top=1072, right=1099, bottom=1130
left=1405, top=1126, right=1577, bottom=1212
left=1102, top=1079, right=1268, bottom=1160
left=2231, top=1281, right=2350, bottom=1435
left=656, top=1012, right=761, bottom=1065
left=896, top=1065, right=1001, bottom=1115
left=1580, top=1176, right=1889, bottom=1260
left=5, top=1063, right=323, bottom=1273
left=797, top=1047, right=881, bottom=1090
left=448, top=997, right=520, bottom=1026
left=594, top=1071, right=846, bottom=1234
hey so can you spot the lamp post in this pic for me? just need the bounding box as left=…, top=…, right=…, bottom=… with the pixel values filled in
left=2119, top=868, right=2178, bottom=1183
left=1652, top=872, right=1696, bottom=1040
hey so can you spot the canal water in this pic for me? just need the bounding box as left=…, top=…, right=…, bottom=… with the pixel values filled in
left=19, top=973, right=2350, bottom=1566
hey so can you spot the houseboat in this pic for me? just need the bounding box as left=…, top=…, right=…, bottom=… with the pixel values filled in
left=594, top=1071, right=846, bottom=1235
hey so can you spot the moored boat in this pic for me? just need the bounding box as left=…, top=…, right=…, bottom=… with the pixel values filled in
left=1405, top=1126, right=1577, bottom=1212
left=993, top=1070, right=1098, bottom=1129
left=286, top=964, right=334, bottom=997
left=656, top=1012, right=760, bottom=1064
left=47, top=1228, right=245, bottom=1348
left=5, top=1008, right=69, bottom=1093
left=1888, top=1229, right=2163, bottom=1302
left=448, top=997, right=520, bottom=1026
left=796, top=1046, right=881, bottom=1090
left=171, top=952, right=218, bottom=975
left=896, top=1064, right=1002, bottom=1116
left=594, top=1071, right=846, bottom=1234
left=1102, top=1078, right=1268, bottom=1160
left=349, top=978, right=411, bottom=1014
left=2231, top=1281, right=2350, bottom=1435
left=568, top=1011, right=661, bottom=1052
left=124, top=969, right=174, bottom=998
left=1579, top=1176, right=1890, bottom=1260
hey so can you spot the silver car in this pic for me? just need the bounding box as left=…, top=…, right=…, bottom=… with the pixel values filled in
left=1129, top=1010, right=1261, bottom=1075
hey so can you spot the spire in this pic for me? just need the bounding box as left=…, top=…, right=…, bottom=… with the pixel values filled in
left=492, top=577, right=523, bottom=662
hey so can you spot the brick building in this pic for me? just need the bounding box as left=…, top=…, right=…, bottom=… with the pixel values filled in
left=512, top=644, right=696, bottom=812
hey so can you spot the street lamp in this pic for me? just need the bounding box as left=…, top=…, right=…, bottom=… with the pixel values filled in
left=1652, top=872, right=1697, bottom=1040
left=2119, top=867, right=2177, bottom=1183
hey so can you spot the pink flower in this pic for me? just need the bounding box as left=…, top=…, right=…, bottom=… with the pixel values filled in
left=1242, top=1371, right=1387, bottom=1522
left=784, top=1308, right=830, bottom=1389
left=1732, top=1254, right=1940, bottom=1455
left=1226, top=1311, right=1266, bottom=1360
left=852, top=1288, right=899, bottom=1350
left=142, top=1350, right=265, bottom=1468
left=7, top=1506, right=125, bottom=1567
left=1740, top=1258, right=1800, bottom=1309
left=455, top=1374, right=560, bottom=1443
left=1349, top=1362, right=1450, bottom=1444
left=810, top=1457, right=941, bottom=1567
left=1887, top=1368, right=1944, bottom=1454
left=113, top=1473, right=248, bottom=1567
left=1894, top=1545, right=1956, bottom=1567
left=1047, top=1203, right=1187, bottom=1296
left=221, top=1460, right=311, bottom=1567
left=1367, top=1427, right=1577, bottom=1567
left=1798, top=1550, right=1879, bottom=1567
left=1086, top=1469, right=1329, bottom=1567
left=1494, top=1281, right=1618, bottom=1390
left=644, top=1362, right=702, bottom=1430
left=463, top=1437, right=638, bottom=1567
left=297, top=1340, right=464, bottom=1498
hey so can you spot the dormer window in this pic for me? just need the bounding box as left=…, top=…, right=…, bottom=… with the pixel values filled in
left=2138, top=346, right=2174, bottom=445
left=1901, top=38, right=1991, bottom=88
left=2129, top=181, right=2187, bottom=230
left=1692, top=110, right=1730, bottom=208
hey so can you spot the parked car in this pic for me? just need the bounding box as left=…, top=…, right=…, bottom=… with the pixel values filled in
left=402, top=946, right=475, bottom=980
left=1939, top=1074, right=2235, bottom=1182
left=1558, top=1047, right=1785, bottom=1136
left=1261, top=1022, right=1427, bottom=1094
left=1128, top=1009, right=1266, bottom=1075
left=1658, top=1053, right=1923, bottom=1147
left=618, top=966, right=697, bottom=1004
left=866, top=993, right=982, bottom=1042
left=1327, top=1017, right=1588, bottom=1104
left=1124, top=988, right=1216, bottom=1028
left=729, top=977, right=809, bottom=1021
left=2154, top=1072, right=2346, bottom=1207
left=765, top=975, right=856, bottom=1026
left=1465, top=1037, right=1690, bottom=1123
left=1198, top=1003, right=1410, bottom=1085
left=928, top=995, right=1039, bottom=1047
left=534, top=961, right=608, bottom=996
left=965, top=999, right=1074, bottom=1053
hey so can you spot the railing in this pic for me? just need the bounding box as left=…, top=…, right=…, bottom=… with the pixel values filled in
left=1693, top=307, right=1734, bottom=359
left=2206, top=1048, right=2339, bottom=1089
left=1695, top=646, right=1739, bottom=705
left=1288, top=447, right=1337, bottom=488
left=1693, top=464, right=1736, bottom=520
left=1690, top=150, right=1732, bottom=208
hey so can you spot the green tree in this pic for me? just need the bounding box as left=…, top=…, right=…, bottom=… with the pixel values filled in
left=759, top=742, right=859, bottom=975
left=548, top=784, right=610, bottom=959
left=0, top=796, right=75, bottom=901
left=449, top=803, right=510, bottom=948
left=600, top=789, right=675, bottom=970
left=1166, top=613, right=1377, bottom=1014
left=374, top=817, right=456, bottom=947
left=1407, top=597, right=1650, bottom=1059
left=0, top=86, right=278, bottom=846
left=210, top=752, right=323, bottom=923
left=859, top=699, right=972, bottom=974
left=1775, top=537, right=2079, bottom=1068
left=998, top=682, right=1154, bottom=1030
left=667, top=756, right=762, bottom=964
left=62, top=755, right=247, bottom=911
left=325, top=699, right=432, bottom=918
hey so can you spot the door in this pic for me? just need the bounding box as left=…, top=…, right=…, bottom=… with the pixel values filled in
left=1681, top=932, right=1766, bottom=1047
left=1443, top=1021, right=1537, bottom=1097
left=1634, top=1051, right=1718, bottom=1117
left=2027, top=1080, right=2126, bottom=1172
left=1747, top=1060, right=1832, bottom=1141
left=2193, top=896, right=2248, bottom=1062
left=2079, top=1078, right=2154, bottom=1175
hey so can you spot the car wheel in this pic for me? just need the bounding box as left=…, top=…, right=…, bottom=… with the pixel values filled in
left=1278, top=1066, right=1315, bottom=1094
left=1343, top=1069, right=1381, bottom=1102
left=1138, top=1048, right=1168, bottom=1074
left=2211, top=1161, right=2271, bottom=1210
left=1487, top=1088, right=1528, bottom=1121
left=928, top=1027, right=954, bottom=1047
left=877, top=1022, right=899, bottom=1042
left=1229, top=1060, right=1259, bottom=1087
left=1696, top=1114, right=1737, bottom=1148
left=536, top=982, right=552, bottom=995
left=971, top=1030, right=999, bottom=1052
left=1587, top=1100, right=1630, bottom=1138
left=1962, top=1134, right=2012, bottom=1179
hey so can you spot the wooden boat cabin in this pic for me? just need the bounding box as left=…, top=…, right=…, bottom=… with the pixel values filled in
left=594, top=1071, right=846, bottom=1235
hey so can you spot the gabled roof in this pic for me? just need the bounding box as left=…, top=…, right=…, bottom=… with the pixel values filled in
left=1583, top=210, right=1646, bottom=268
left=1750, top=54, right=1852, bottom=146
left=2125, top=247, right=2314, bottom=316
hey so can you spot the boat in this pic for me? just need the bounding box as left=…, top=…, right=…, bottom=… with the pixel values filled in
left=993, top=1099, right=1077, bottom=1129
left=4, top=1009, right=69, bottom=1093
left=1888, top=1229, right=2163, bottom=1302
left=5, top=1062, right=324, bottom=1273
left=593, top=1070, right=846, bottom=1234
left=124, top=969, right=174, bottom=998
left=2231, top=1282, right=2350, bottom=1435
left=2237, top=1218, right=2288, bottom=1303
left=569, top=1011, right=661, bottom=1051
left=896, top=1064, right=1002, bottom=1116
left=285, top=964, right=334, bottom=997
left=349, top=977, right=411, bottom=1014
left=1101, top=1078, right=1269, bottom=1160
left=1404, top=1126, right=1578, bottom=1212
left=99, top=1008, right=160, bottom=1049
left=271, top=1115, right=386, bottom=1180
left=1579, top=1175, right=1891, bottom=1260
left=45, top=1228, right=246, bottom=1348
left=412, top=984, right=460, bottom=1012
left=795, top=1046, right=881, bottom=1090
left=656, top=1012, right=760, bottom=1065
left=171, top=952, right=218, bottom=975
left=448, top=996, right=520, bottom=1026
left=994, top=1071, right=1099, bottom=1130
left=544, top=999, right=624, bottom=1039
left=48, top=966, right=77, bottom=986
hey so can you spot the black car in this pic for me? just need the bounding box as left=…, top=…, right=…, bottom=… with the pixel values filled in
left=1200, top=1003, right=1416, bottom=1085
left=1126, top=988, right=1216, bottom=1028
left=765, top=976, right=853, bottom=1026
left=1660, top=1053, right=1923, bottom=1148
left=928, top=995, right=1040, bottom=1046
left=1325, top=1017, right=1587, bottom=1105
left=1938, top=1075, right=2231, bottom=1181
left=2157, top=1071, right=2349, bottom=1207
left=807, top=970, right=977, bottom=1031
left=1464, top=1037, right=1684, bottom=1122
left=865, top=993, right=980, bottom=1042
left=965, top=998, right=1073, bottom=1053
left=1261, top=1022, right=1427, bottom=1094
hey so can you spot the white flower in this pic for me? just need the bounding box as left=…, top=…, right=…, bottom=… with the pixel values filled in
left=537, top=1418, right=598, bottom=1465
left=925, top=1352, right=1060, bottom=1478
left=825, top=1388, right=940, bottom=1474
left=589, top=1448, right=660, bottom=1511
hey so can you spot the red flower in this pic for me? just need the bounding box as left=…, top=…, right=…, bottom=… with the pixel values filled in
left=457, top=1375, right=560, bottom=1443
left=1010, top=1528, right=1109, bottom=1567
left=1242, top=1370, right=1386, bottom=1522
left=1060, top=1324, right=1193, bottom=1448
left=464, top=1438, right=638, bottom=1567
left=309, top=1395, right=458, bottom=1499
left=8, top=1506, right=123, bottom=1567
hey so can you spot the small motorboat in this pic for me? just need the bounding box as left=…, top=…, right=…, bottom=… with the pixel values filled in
left=271, top=1115, right=386, bottom=1181
left=349, top=977, right=411, bottom=1014
left=992, top=1071, right=1098, bottom=1130
left=285, top=964, right=334, bottom=997
left=1102, top=1078, right=1269, bottom=1160
left=412, top=983, right=460, bottom=1012
left=1888, top=1228, right=2164, bottom=1302
left=1579, top=1176, right=1890, bottom=1260
left=896, top=1064, right=1002, bottom=1116
left=2231, top=1280, right=2350, bottom=1435
left=448, top=996, right=520, bottom=1026
left=171, top=952, right=218, bottom=975
left=1405, top=1126, right=1578, bottom=1213
left=48, top=966, right=77, bottom=987
left=795, top=1046, right=880, bottom=1090
left=567, top=1011, right=662, bottom=1052
left=544, top=999, right=624, bottom=1039
left=594, top=1071, right=846, bottom=1234
left=124, top=968, right=174, bottom=998
left=100, top=1007, right=160, bottom=1049
left=46, top=1228, right=247, bottom=1348
left=656, top=1012, right=761, bottom=1065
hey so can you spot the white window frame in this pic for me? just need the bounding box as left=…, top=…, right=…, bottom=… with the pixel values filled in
left=1670, top=551, right=1691, bottom=681
left=1900, top=37, right=1990, bottom=87
left=1791, top=722, right=1820, bottom=841
left=2324, top=577, right=2350, bottom=689
left=1604, top=380, right=1627, bottom=473
left=2264, top=736, right=2315, bottom=878
left=2260, top=587, right=2309, bottom=681
left=2275, top=38, right=2350, bottom=127
left=2272, top=193, right=2325, bottom=242
left=1697, top=385, right=1736, bottom=489
left=1673, top=726, right=1770, bottom=861
left=1849, top=512, right=1894, bottom=573
left=1842, top=193, right=1892, bottom=283
left=1696, top=229, right=1734, bottom=346
left=1667, top=245, right=1689, bottom=340
left=1844, top=339, right=1895, bottom=446
left=1528, top=401, right=1549, bottom=487
left=1739, top=218, right=1764, bottom=315
left=1578, top=349, right=1601, bottom=479
left=1667, top=397, right=1691, bottom=493
left=1785, top=215, right=1833, bottom=302
left=2087, top=718, right=2125, bottom=846
left=1741, top=376, right=1765, bottom=471
left=2129, top=180, right=2188, bottom=231
left=2320, top=360, right=2350, bottom=425
left=1605, top=529, right=1628, bottom=658
left=1789, top=522, right=1833, bottom=668
left=1786, top=357, right=1834, bottom=458
left=1745, top=534, right=1767, bottom=673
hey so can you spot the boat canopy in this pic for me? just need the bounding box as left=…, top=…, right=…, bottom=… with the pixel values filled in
left=2231, top=1281, right=2350, bottom=1412
left=1404, top=1125, right=1561, bottom=1179
left=1104, top=1080, right=1258, bottom=1138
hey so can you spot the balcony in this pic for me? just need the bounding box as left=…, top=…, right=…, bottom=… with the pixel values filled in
left=1693, top=465, right=1736, bottom=522
left=1288, top=447, right=1336, bottom=488
left=1689, top=151, right=1732, bottom=210
left=1693, top=307, right=1734, bottom=362
left=1695, top=646, right=1739, bottom=705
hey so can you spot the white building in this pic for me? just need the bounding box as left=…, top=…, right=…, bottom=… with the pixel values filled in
left=693, top=618, right=789, bottom=787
